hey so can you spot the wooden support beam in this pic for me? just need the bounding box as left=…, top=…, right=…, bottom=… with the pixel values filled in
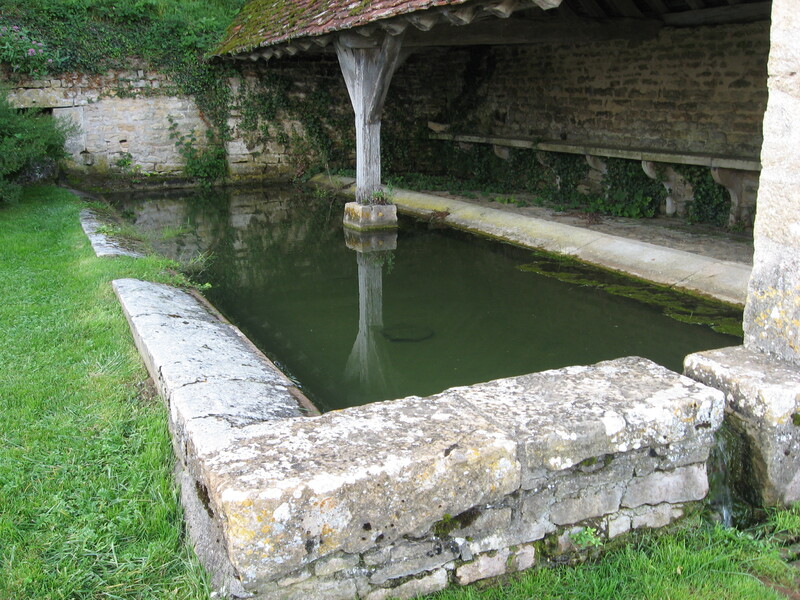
left=401, top=16, right=662, bottom=46
left=612, top=0, right=644, bottom=18
left=642, top=0, right=669, bottom=14
left=662, top=2, right=771, bottom=26
left=335, top=33, right=407, bottom=204
left=576, top=0, right=607, bottom=18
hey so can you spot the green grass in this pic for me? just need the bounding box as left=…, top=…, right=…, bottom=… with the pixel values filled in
left=0, top=186, right=209, bottom=599
left=426, top=514, right=800, bottom=600
left=1, top=185, right=798, bottom=600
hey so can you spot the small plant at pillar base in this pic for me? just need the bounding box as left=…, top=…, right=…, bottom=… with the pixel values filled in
left=0, top=22, right=59, bottom=78
left=366, top=187, right=394, bottom=206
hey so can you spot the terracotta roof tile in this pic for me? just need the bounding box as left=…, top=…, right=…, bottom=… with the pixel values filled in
left=214, top=0, right=474, bottom=56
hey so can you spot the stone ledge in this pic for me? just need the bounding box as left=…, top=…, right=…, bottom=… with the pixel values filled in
left=80, top=209, right=143, bottom=258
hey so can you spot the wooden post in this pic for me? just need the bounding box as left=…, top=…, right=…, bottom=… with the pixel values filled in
left=335, top=33, right=405, bottom=205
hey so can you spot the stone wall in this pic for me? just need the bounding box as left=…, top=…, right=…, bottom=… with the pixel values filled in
left=7, top=68, right=212, bottom=177
left=111, top=276, right=727, bottom=600
left=440, top=21, right=770, bottom=159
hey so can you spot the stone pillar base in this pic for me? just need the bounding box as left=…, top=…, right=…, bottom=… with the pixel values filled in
left=684, top=345, right=800, bottom=507
left=343, top=201, right=398, bottom=231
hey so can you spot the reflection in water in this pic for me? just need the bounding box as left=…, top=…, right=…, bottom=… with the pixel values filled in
left=344, top=250, right=395, bottom=404
left=111, top=185, right=742, bottom=412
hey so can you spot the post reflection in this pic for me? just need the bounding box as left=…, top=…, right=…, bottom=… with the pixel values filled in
left=344, top=229, right=398, bottom=405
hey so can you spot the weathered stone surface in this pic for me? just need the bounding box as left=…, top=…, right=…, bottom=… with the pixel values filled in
left=368, top=540, right=456, bottom=585
left=205, top=396, right=519, bottom=586
left=629, top=504, right=684, bottom=530
left=621, top=465, right=708, bottom=508
left=743, top=4, right=800, bottom=365
left=511, top=544, right=536, bottom=572
left=79, top=210, right=143, bottom=258
left=343, top=201, right=398, bottom=231
left=456, top=549, right=511, bottom=585
left=685, top=345, right=800, bottom=505
left=367, top=569, right=449, bottom=600
left=313, top=553, right=361, bottom=577
left=449, top=357, right=724, bottom=478
left=550, top=488, right=624, bottom=525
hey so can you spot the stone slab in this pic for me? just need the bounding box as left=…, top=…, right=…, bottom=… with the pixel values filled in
left=447, top=356, right=724, bottom=478
left=112, top=278, right=306, bottom=447
left=311, top=175, right=750, bottom=306
left=80, top=209, right=143, bottom=258
left=201, top=395, right=520, bottom=586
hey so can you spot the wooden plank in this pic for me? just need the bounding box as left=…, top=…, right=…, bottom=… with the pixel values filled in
left=576, top=0, right=607, bottom=18
left=662, top=2, right=771, bottom=26
left=612, top=0, right=644, bottom=18
left=402, top=17, right=662, bottom=46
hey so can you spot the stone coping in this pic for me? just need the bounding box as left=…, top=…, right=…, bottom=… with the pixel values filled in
left=311, top=174, right=751, bottom=306
left=79, top=209, right=143, bottom=258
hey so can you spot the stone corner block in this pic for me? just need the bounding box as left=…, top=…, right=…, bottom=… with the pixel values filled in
left=684, top=345, right=800, bottom=506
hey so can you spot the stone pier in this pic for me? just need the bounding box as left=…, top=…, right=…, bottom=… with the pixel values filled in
left=684, top=0, right=800, bottom=507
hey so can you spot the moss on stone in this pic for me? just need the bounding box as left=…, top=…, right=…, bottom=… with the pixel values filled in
left=517, top=254, right=744, bottom=337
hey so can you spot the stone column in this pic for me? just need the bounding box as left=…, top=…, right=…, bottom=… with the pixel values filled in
left=683, top=0, right=800, bottom=507
left=743, top=3, right=800, bottom=363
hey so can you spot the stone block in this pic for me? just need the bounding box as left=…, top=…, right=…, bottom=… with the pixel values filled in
left=205, top=396, right=519, bottom=586
left=313, top=554, right=360, bottom=577
left=550, top=488, right=624, bottom=525
left=511, top=544, right=536, bottom=572
left=607, top=514, right=632, bottom=538
left=343, top=202, right=398, bottom=231
left=621, top=464, right=708, bottom=508
left=367, top=569, right=449, bottom=600
left=630, top=504, right=684, bottom=530
left=366, top=540, right=457, bottom=585
left=449, top=357, right=724, bottom=478
left=455, top=549, right=511, bottom=585
left=685, top=345, right=800, bottom=506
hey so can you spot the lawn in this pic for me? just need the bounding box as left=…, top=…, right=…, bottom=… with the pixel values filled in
left=1, top=185, right=797, bottom=599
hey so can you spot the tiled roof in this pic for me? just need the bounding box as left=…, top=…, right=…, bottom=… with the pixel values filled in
left=214, top=0, right=474, bottom=56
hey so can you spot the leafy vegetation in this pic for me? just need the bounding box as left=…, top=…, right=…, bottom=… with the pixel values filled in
left=0, top=90, right=72, bottom=204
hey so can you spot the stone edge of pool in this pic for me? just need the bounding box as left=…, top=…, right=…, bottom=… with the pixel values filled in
left=78, top=199, right=729, bottom=599
left=310, top=174, right=751, bottom=307
left=110, top=276, right=726, bottom=599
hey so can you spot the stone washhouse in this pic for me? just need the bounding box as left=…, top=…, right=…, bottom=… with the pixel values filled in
left=80, top=0, right=799, bottom=598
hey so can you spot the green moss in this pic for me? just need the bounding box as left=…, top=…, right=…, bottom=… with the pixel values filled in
left=517, top=253, right=744, bottom=337
left=792, top=413, right=800, bottom=427
left=433, top=507, right=483, bottom=538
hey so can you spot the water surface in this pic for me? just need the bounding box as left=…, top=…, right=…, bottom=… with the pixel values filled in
left=113, top=185, right=741, bottom=411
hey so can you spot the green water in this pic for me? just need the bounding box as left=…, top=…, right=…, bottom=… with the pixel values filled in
left=113, top=185, right=741, bottom=412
